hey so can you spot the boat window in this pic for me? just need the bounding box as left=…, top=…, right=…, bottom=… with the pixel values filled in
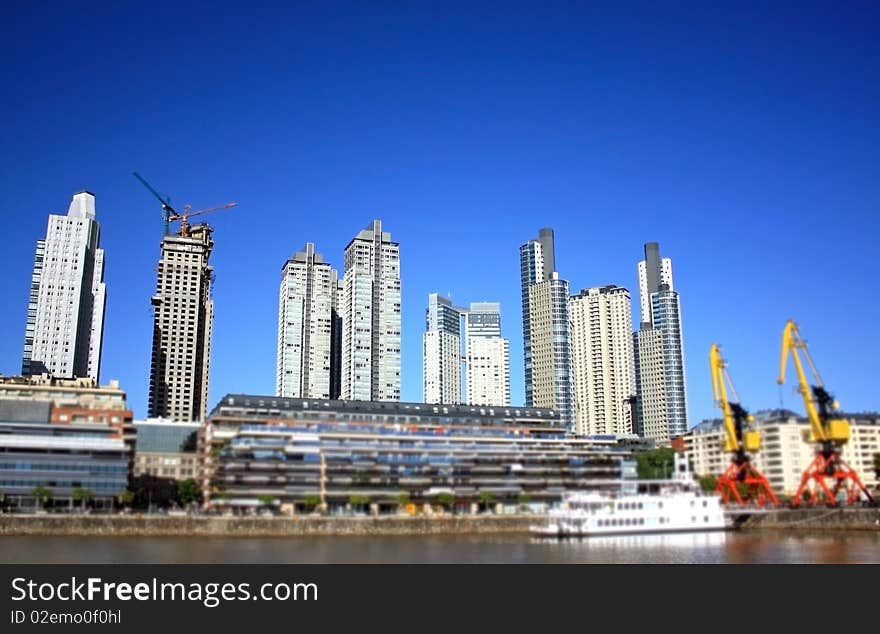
left=658, top=502, right=663, bottom=509
left=703, top=501, right=707, bottom=507
left=704, top=516, right=709, bottom=522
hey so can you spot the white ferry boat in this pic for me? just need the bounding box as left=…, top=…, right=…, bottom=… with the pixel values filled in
left=531, top=453, right=727, bottom=537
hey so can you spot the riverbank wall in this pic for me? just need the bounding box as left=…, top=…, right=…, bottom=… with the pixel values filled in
left=0, top=514, right=536, bottom=537
left=1, top=507, right=878, bottom=537
left=737, top=507, right=880, bottom=531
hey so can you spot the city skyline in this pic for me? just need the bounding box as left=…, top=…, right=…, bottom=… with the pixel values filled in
left=2, top=4, right=878, bottom=426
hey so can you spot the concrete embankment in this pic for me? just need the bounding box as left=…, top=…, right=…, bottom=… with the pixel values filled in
left=2, top=508, right=879, bottom=537
left=0, top=514, right=537, bottom=537
left=738, top=507, right=880, bottom=531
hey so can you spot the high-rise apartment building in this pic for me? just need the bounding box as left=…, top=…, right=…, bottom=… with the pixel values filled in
left=22, top=191, right=106, bottom=381
left=633, top=242, right=688, bottom=442
left=636, top=243, right=672, bottom=327
left=148, top=224, right=214, bottom=423
left=423, top=294, right=462, bottom=404
left=276, top=243, right=340, bottom=399
left=520, top=229, right=572, bottom=428
left=465, top=302, right=510, bottom=407
left=569, top=286, right=635, bottom=436
left=519, top=228, right=554, bottom=407
left=340, top=220, right=401, bottom=401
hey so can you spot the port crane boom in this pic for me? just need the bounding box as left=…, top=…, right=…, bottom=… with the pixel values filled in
left=778, top=320, right=872, bottom=506
left=709, top=344, right=778, bottom=506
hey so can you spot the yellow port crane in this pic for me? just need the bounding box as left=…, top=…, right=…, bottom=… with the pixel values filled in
left=778, top=319, right=873, bottom=507
left=710, top=344, right=779, bottom=506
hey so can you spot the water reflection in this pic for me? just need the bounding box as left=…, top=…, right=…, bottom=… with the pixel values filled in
left=0, top=531, right=878, bottom=564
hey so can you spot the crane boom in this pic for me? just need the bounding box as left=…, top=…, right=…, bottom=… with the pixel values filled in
left=175, top=202, right=238, bottom=235
left=778, top=320, right=842, bottom=445
left=133, top=172, right=177, bottom=235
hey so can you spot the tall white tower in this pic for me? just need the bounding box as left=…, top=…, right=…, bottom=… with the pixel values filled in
left=22, top=191, right=106, bottom=381
left=465, top=302, right=510, bottom=407
left=423, top=293, right=462, bottom=404
left=569, top=286, right=635, bottom=436
left=340, top=220, right=401, bottom=401
left=276, top=243, right=340, bottom=399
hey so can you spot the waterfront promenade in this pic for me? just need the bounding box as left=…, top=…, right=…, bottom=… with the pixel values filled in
left=1, top=508, right=878, bottom=537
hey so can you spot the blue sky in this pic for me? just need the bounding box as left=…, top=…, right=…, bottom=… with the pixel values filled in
left=2, top=2, right=877, bottom=425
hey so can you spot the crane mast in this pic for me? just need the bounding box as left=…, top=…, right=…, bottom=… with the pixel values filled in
left=709, top=344, right=778, bottom=506
left=778, top=320, right=872, bottom=507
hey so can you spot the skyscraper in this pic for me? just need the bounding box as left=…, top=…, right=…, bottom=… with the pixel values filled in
left=22, top=191, right=106, bottom=381
left=465, top=302, right=510, bottom=407
left=519, top=228, right=555, bottom=407
left=423, top=293, right=462, bottom=404
left=637, top=242, right=673, bottom=327
left=276, top=243, right=340, bottom=399
left=633, top=242, right=688, bottom=442
left=340, top=220, right=401, bottom=401
left=148, top=224, right=214, bottom=423
left=520, top=228, right=573, bottom=427
left=569, top=286, right=635, bottom=436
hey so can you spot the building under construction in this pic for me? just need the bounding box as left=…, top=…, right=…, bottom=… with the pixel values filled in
left=147, top=225, right=215, bottom=423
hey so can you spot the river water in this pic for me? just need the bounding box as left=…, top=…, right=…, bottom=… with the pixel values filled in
left=1, top=531, right=878, bottom=563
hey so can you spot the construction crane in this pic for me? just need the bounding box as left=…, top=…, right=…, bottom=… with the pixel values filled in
left=709, top=344, right=779, bottom=506
left=778, top=320, right=873, bottom=507
left=133, top=172, right=237, bottom=236
left=174, top=201, right=238, bottom=236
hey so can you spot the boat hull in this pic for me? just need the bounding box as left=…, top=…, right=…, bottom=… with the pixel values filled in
left=529, top=525, right=728, bottom=538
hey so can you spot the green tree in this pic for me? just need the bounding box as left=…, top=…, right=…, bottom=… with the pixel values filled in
left=348, top=494, right=370, bottom=512
left=257, top=494, right=276, bottom=507
left=303, top=494, right=321, bottom=512
left=478, top=491, right=495, bottom=512
left=636, top=448, right=676, bottom=479
left=117, top=490, right=135, bottom=508
left=698, top=475, right=717, bottom=493
left=177, top=479, right=202, bottom=506
left=72, top=487, right=94, bottom=511
left=518, top=492, right=532, bottom=508
left=873, top=453, right=880, bottom=481
left=435, top=492, right=455, bottom=514
left=31, top=485, right=52, bottom=509
left=393, top=491, right=410, bottom=508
